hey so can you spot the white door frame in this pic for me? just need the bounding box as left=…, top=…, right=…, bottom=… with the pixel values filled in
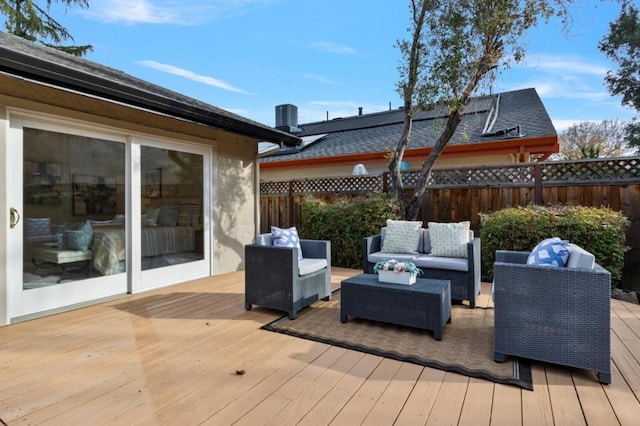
left=3, top=108, right=213, bottom=323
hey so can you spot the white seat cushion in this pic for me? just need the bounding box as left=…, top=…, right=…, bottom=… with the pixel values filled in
left=368, top=251, right=418, bottom=264
left=414, top=254, right=469, bottom=272
left=31, top=245, right=92, bottom=264
left=298, top=258, right=327, bottom=276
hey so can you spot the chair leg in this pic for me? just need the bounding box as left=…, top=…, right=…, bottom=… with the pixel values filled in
left=245, top=303, right=252, bottom=311
left=288, top=311, right=297, bottom=320
left=598, top=371, right=612, bottom=385
left=494, top=352, right=506, bottom=363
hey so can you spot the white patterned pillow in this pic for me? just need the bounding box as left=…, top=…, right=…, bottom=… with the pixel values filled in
left=381, top=219, right=423, bottom=254
left=428, top=221, right=471, bottom=258
left=271, top=226, right=303, bottom=260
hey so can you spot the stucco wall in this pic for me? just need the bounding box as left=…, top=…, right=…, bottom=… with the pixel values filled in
left=213, top=135, right=258, bottom=274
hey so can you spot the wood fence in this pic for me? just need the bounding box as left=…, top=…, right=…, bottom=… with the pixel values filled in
left=260, top=157, right=640, bottom=291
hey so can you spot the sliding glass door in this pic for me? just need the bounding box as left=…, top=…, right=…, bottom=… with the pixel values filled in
left=6, top=113, right=211, bottom=321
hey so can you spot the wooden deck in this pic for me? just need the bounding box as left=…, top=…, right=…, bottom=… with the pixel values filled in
left=1, top=268, right=639, bottom=425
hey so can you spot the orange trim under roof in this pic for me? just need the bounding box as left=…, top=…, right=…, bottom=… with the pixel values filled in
left=260, top=136, right=558, bottom=170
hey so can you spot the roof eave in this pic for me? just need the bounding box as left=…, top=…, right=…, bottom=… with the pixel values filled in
left=0, top=47, right=300, bottom=147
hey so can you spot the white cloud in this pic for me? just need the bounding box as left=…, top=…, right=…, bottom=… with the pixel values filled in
left=138, top=60, right=253, bottom=95
left=302, top=73, right=337, bottom=85
left=521, top=54, right=609, bottom=77
left=311, top=41, right=357, bottom=55
left=553, top=119, right=597, bottom=132
left=81, top=0, right=278, bottom=25
left=517, top=79, right=610, bottom=101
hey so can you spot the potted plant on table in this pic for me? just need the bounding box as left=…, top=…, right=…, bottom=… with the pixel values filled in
left=373, top=259, right=423, bottom=285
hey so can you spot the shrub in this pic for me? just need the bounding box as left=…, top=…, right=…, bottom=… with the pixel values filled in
left=480, top=205, right=630, bottom=287
left=300, top=194, right=399, bottom=269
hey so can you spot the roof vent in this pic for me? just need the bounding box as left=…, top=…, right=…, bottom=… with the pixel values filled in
left=481, top=124, right=525, bottom=139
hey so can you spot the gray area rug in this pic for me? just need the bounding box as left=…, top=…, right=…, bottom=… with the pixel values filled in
left=262, top=290, right=533, bottom=390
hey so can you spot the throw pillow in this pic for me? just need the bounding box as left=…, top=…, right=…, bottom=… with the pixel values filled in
left=145, top=208, right=160, bottom=225
left=158, top=205, right=178, bottom=226
left=63, top=221, right=94, bottom=251
left=428, top=221, right=471, bottom=258
left=527, top=237, right=570, bottom=267
left=271, top=226, right=303, bottom=260
left=381, top=219, right=423, bottom=254
left=25, top=217, right=51, bottom=236
left=566, top=243, right=596, bottom=270
left=177, top=205, right=195, bottom=226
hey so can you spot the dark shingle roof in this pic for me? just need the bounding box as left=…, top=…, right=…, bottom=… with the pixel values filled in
left=261, top=88, right=555, bottom=162
left=0, top=31, right=300, bottom=147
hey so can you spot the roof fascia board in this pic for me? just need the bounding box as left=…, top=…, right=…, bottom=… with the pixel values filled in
left=260, top=136, right=559, bottom=169
left=0, top=47, right=300, bottom=147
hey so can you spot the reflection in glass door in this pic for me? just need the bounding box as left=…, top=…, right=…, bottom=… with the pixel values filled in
left=23, top=128, right=126, bottom=288
left=16, top=125, right=128, bottom=318
left=138, top=145, right=208, bottom=289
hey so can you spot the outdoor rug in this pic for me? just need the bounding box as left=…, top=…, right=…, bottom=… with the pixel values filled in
left=262, top=290, right=533, bottom=390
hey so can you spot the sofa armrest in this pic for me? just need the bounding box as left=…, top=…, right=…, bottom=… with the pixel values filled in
left=363, top=234, right=382, bottom=273
left=245, top=243, right=297, bottom=274
left=495, top=250, right=529, bottom=265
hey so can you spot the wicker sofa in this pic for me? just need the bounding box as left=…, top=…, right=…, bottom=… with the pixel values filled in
left=363, top=226, right=481, bottom=308
left=493, top=247, right=611, bottom=384
left=245, top=233, right=331, bottom=319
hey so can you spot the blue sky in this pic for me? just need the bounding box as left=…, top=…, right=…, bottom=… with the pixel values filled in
left=34, top=0, right=639, bottom=131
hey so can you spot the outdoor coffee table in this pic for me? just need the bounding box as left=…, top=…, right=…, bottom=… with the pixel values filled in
left=340, top=273, right=451, bottom=340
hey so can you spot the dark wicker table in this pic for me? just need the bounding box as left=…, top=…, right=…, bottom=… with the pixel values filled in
left=340, top=273, right=451, bottom=340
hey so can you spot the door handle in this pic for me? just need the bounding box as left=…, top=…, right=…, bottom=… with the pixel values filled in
left=9, top=207, right=20, bottom=229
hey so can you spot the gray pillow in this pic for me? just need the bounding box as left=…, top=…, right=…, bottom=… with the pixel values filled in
left=158, top=205, right=178, bottom=226
left=63, top=221, right=94, bottom=251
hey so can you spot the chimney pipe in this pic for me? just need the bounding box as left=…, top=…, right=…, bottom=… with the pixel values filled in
left=358, top=107, right=363, bottom=116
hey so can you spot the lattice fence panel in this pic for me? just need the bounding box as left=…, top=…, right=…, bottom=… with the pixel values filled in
left=542, top=157, right=640, bottom=183
left=260, top=181, right=289, bottom=194
left=389, top=165, right=537, bottom=189
left=290, top=175, right=383, bottom=194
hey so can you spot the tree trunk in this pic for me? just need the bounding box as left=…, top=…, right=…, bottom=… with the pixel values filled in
left=406, top=109, right=462, bottom=220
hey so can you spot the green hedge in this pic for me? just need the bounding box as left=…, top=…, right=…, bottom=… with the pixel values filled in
left=300, top=194, right=399, bottom=269
left=480, top=205, right=629, bottom=287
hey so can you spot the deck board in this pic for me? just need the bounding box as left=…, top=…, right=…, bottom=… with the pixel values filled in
left=0, top=268, right=639, bottom=425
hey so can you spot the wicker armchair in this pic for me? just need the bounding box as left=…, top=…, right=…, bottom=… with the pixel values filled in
left=493, top=249, right=611, bottom=384
left=245, top=234, right=331, bottom=319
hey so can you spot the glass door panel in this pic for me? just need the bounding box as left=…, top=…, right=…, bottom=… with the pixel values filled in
left=19, top=127, right=127, bottom=317
left=23, top=128, right=126, bottom=286
left=138, top=145, right=209, bottom=289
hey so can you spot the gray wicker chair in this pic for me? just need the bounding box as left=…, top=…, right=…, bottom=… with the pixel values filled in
left=245, top=234, right=331, bottom=319
left=493, top=250, right=611, bottom=384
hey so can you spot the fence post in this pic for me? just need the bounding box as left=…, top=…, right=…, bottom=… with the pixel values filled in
left=534, top=164, right=543, bottom=205
left=288, top=180, right=294, bottom=227
left=382, top=172, right=388, bottom=193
